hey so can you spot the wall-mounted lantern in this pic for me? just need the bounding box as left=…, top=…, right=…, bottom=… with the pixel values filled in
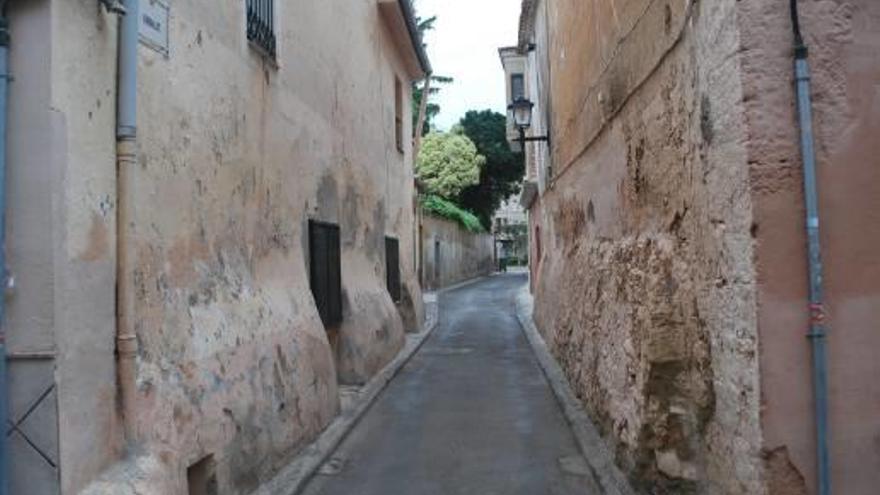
left=507, top=96, right=550, bottom=148
left=99, top=0, right=128, bottom=16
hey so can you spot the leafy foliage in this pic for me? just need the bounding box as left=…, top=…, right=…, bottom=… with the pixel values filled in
left=455, top=110, right=525, bottom=229
left=421, top=195, right=484, bottom=232
left=416, top=132, right=484, bottom=198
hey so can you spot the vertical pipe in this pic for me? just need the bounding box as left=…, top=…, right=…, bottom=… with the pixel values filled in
left=116, top=0, right=139, bottom=447
left=796, top=55, right=831, bottom=495
left=0, top=11, right=9, bottom=495
left=790, top=1, right=831, bottom=493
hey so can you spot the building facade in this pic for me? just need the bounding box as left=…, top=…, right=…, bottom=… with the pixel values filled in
left=503, top=0, right=880, bottom=494
left=3, top=0, right=428, bottom=493
left=492, top=196, right=528, bottom=266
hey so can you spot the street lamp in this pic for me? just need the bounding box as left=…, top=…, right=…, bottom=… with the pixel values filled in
left=507, top=97, right=550, bottom=148
left=99, top=0, right=127, bottom=15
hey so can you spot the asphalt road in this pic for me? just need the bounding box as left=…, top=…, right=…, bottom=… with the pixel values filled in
left=302, top=273, right=598, bottom=495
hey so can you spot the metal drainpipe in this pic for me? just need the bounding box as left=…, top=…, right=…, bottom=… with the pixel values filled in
left=115, top=0, right=139, bottom=448
left=0, top=6, right=9, bottom=494
left=789, top=1, right=831, bottom=494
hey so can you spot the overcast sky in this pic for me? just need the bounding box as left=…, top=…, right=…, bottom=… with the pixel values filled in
left=414, top=0, right=521, bottom=131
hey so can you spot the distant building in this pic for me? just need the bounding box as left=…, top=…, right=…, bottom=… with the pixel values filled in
left=492, top=196, right=528, bottom=265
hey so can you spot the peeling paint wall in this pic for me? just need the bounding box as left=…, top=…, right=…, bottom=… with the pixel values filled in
left=529, top=0, right=763, bottom=492
left=420, top=215, right=494, bottom=291
left=527, top=0, right=880, bottom=493
left=6, top=0, right=424, bottom=493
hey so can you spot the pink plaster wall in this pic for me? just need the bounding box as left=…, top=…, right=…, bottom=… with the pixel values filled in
left=740, top=1, right=880, bottom=493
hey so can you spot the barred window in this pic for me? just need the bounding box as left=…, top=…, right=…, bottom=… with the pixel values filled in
left=309, top=221, right=343, bottom=327
left=246, top=0, right=276, bottom=58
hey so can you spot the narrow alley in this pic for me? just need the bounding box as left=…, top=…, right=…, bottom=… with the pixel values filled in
left=302, top=274, right=599, bottom=495
left=1, top=0, right=878, bottom=494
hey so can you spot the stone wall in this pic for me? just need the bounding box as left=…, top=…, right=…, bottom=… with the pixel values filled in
left=529, top=0, right=880, bottom=493
left=6, top=0, right=424, bottom=493
left=420, top=214, right=494, bottom=290
left=530, top=0, right=763, bottom=493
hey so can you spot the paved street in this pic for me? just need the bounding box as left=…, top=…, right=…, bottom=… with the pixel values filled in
left=302, top=274, right=598, bottom=495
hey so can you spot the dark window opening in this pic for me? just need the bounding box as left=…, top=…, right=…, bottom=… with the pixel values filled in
left=309, top=221, right=342, bottom=327
left=246, top=0, right=276, bottom=58
left=187, top=455, right=218, bottom=495
left=394, top=77, right=404, bottom=153
left=385, top=237, right=401, bottom=303
left=511, top=73, right=525, bottom=101
left=433, top=240, right=441, bottom=284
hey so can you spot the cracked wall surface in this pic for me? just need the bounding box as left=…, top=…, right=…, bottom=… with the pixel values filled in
left=530, top=0, right=763, bottom=493
left=5, top=0, right=424, bottom=493
left=529, top=0, right=880, bottom=493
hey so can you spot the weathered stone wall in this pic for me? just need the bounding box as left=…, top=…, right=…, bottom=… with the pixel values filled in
left=5, top=0, right=424, bottom=493
left=420, top=214, right=494, bottom=290
left=738, top=1, right=880, bottom=493
left=531, top=0, right=763, bottom=493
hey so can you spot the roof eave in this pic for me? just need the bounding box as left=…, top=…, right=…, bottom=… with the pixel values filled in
left=398, top=0, right=433, bottom=77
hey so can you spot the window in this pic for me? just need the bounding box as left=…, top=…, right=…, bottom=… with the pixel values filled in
left=246, top=0, right=276, bottom=58
left=511, top=73, right=525, bottom=101
left=535, top=225, right=542, bottom=265
left=385, top=237, right=401, bottom=303
left=187, top=455, right=217, bottom=495
left=394, top=77, right=404, bottom=153
left=309, top=221, right=342, bottom=327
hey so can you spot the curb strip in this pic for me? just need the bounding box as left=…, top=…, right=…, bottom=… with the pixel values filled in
left=514, top=287, right=637, bottom=495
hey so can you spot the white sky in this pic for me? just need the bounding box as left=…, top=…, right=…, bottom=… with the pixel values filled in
left=414, top=0, right=522, bottom=130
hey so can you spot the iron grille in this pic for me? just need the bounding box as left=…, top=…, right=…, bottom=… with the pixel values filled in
left=246, top=0, right=276, bottom=57
left=385, top=237, right=401, bottom=303
left=309, top=220, right=343, bottom=327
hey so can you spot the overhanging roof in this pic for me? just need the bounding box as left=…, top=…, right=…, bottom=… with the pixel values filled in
left=378, top=0, right=433, bottom=79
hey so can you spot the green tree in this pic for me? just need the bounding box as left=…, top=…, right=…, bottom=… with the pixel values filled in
left=416, top=132, right=484, bottom=198
left=411, top=15, right=453, bottom=136
left=455, top=110, right=525, bottom=229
